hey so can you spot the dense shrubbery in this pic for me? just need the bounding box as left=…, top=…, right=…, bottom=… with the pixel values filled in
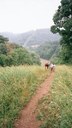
left=0, top=35, right=41, bottom=66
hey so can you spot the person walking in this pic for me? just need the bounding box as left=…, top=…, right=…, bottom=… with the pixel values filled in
left=50, top=63, right=55, bottom=72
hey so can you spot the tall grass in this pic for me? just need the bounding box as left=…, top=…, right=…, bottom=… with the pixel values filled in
left=37, top=65, right=72, bottom=128
left=0, top=65, right=48, bottom=128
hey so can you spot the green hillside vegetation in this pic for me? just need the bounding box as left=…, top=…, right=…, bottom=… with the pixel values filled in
left=0, top=35, right=41, bottom=66
left=34, top=41, right=61, bottom=64
left=0, top=65, right=49, bottom=128
left=37, top=65, right=72, bottom=128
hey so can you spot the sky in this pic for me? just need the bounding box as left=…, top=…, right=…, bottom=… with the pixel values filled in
left=0, top=0, right=61, bottom=33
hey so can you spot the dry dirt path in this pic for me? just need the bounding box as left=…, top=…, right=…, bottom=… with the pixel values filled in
left=14, top=72, right=54, bottom=128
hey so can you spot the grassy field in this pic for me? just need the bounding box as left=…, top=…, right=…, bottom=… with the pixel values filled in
left=0, top=65, right=49, bottom=128
left=36, top=65, right=72, bottom=128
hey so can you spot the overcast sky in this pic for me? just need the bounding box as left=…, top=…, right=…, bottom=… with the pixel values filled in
left=0, top=0, right=61, bottom=33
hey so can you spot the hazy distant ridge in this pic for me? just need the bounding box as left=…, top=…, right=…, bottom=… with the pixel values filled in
left=0, top=28, right=60, bottom=47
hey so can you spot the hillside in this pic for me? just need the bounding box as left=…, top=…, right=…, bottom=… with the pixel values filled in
left=0, top=28, right=60, bottom=48
left=33, top=41, right=61, bottom=63
left=0, top=35, right=41, bottom=67
left=0, top=29, right=61, bottom=64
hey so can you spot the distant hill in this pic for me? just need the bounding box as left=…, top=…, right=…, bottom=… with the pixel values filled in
left=0, top=28, right=61, bottom=48
left=34, top=41, right=61, bottom=63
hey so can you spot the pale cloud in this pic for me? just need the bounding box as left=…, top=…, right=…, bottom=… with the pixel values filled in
left=0, top=0, right=61, bottom=33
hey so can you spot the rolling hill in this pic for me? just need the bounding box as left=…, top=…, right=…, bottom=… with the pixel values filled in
left=0, top=28, right=60, bottom=48
left=0, top=28, right=61, bottom=63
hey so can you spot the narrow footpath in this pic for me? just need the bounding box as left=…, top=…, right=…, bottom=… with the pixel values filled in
left=14, top=72, right=54, bottom=128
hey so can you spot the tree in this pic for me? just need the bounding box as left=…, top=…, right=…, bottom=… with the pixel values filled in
left=0, top=35, right=8, bottom=44
left=11, top=48, right=41, bottom=65
left=30, top=52, right=41, bottom=65
left=0, top=35, right=41, bottom=66
left=0, top=35, right=9, bottom=55
left=0, top=43, right=8, bottom=54
left=51, top=0, right=72, bottom=63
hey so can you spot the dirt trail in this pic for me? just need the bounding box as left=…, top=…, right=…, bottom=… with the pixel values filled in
left=14, top=72, right=54, bottom=128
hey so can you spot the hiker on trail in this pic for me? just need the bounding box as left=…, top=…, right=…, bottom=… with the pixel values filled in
left=45, top=61, right=50, bottom=70
left=50, top=63, right=55, bottom=72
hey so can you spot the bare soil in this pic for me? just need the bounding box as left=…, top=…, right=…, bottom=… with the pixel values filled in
left=14, top=72, right=54, bottom=128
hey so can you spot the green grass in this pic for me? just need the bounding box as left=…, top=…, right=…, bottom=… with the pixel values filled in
left=36, top=65, right=72, bottom=128
left=0, top=65, right=49, bottom=128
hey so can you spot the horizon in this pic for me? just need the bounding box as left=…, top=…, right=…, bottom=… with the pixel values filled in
left=0, top=27, right=52, bottom=34
left=0, top=0, right=61, bottom=33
